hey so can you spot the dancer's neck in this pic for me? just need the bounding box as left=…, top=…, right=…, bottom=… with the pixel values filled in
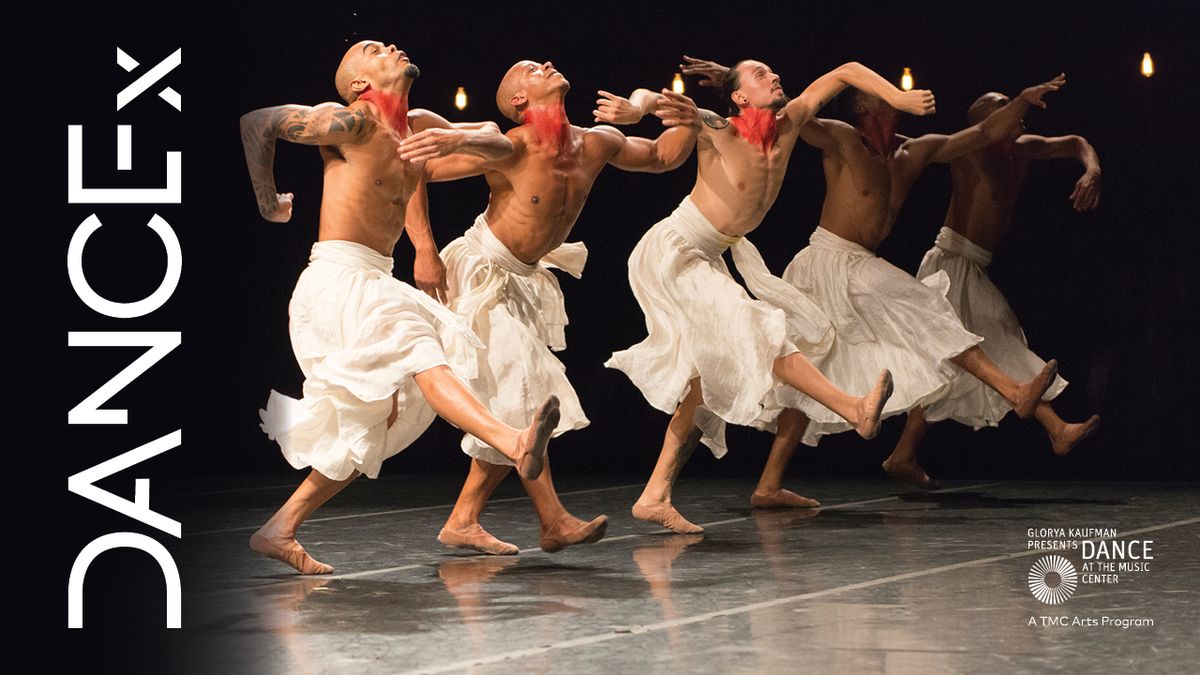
left=522, top=104, right=571, bottom=154
left=730, top=107, right=778, bottom=154
left=357, top=87, right=409, bottom=137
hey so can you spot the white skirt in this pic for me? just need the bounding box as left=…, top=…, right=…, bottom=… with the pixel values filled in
left=918, top=227, right=1066, bottom=427
left=440, top=213, right=590, bottom=466
left=259, top=240, right=477, bottom=480
left=780, top=227, right=984, bottom=445
left=607, top=197, right=834, bottom=458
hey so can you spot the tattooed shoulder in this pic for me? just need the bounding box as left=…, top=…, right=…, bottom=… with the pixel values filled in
left=328, top=108, right=368, bottom=135
left=701, top=110, right=729, bottom=130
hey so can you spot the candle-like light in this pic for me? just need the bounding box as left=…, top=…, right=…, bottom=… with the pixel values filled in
left=672, top=73, right=685, bottom=94
left=1141, top=52, right=1155, bottom=77
left=454, top=86, right=468, bottom=110
left=900, top=67, right=914, bottom=91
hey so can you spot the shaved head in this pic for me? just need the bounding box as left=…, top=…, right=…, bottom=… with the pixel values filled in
left=335, top=40, right=371, bottom=103
left=496, top=61, right=531, bottom=122
left=968, top=92, right=1009, bottom=125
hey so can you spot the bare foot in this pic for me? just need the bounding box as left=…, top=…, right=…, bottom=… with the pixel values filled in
left=515, top=396, right=560, bottom=481
left=1012, top=360, right=1058, bottom=419
left=855, top=369, right=894, bottom=439
left=539, top=513, right=609, bottom=553
left=750, top=489, right=821, bottom=509
left=250, top=528, right=333, bottom=575
left=438, top=523, right=519, bottom=556
left=882, top=457, right=941, bottom=490
left=1051, top=414, right=1100, bottom=456
left=632, top=501, right=703, bottom=534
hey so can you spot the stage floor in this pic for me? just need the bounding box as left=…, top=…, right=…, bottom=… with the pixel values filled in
left=169, top=477, right=1199, bottom=673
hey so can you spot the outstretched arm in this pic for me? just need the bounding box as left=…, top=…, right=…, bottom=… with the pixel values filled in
left=1017, top=133, right=1101, bottom=210
left=910, top=74, right=1068, bottom=165
left=680, top=56, right=934, bottom=126
left=403, top=176, right=449, bottom=303
left=595, top=90, right=701, bottom=172
left=784, top=62, right=935, bottom=126
left=400, top=109, right=514, bottom=163
left=240, top=103, right=372, bottom=221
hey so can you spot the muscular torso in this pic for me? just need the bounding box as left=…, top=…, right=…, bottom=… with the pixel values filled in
left=943, top=147, right=1032, bottom=252
left=815, top=123, right=931, bottom=251
left=317, top=115, right=424, bottom=256
left=483, top=125, right=616, bottom=263
left=689, top=113, right=803, bottom=236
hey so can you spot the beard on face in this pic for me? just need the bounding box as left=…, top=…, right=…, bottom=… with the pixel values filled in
left=771, top=92, right=790, bottom=111
left=404, top=63, right=421, bottom=79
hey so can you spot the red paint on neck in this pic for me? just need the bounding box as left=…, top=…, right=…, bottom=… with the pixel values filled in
left=357, top=87, right=409, bottom=136
left=730, top=107, right=778, bottom=154
left=523, top=104, right=571, bottom=154
left=858, top=118, right=900, bottom=159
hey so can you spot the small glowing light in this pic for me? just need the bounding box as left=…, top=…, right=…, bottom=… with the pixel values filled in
left=672, top=73, right=685, bottom=94
left=454, top=86, right=468, bottom=110
left=900, top=67, right=914, bottom=91
left=1141, top=52, right=1155, bottom=77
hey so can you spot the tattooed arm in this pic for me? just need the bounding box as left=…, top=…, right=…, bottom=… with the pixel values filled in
left=239, top=102, right=373, bottom=221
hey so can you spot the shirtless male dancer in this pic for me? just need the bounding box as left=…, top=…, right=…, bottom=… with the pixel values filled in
left=687, top=58, right=1069, bottom=501
left=420, top=60, right=701, bottom=554
left=884, top=92, right=1102, bottom=486
left=607, top=58, right=937, bottom=533
left=240, top=40, right=559, bottom=574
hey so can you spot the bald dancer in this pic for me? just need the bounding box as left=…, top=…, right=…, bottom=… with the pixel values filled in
left=240, top=40, right=559, bottom=574
left=420, top=60, right=701, bottom=554
left=607, top=58, right=936, bottom=533
left=884, top=92, right=1102, bottom=487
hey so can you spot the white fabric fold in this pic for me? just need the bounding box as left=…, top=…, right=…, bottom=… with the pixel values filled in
left=934, top=226, right=994, bottom=268
left=440, top=213, right=590, bottom=466
left=607, top=197, right=834, bottom=458
left=259, top=240, right=470, bottom=480
left=918, top=232, right=1066, bottom=428
left=779, top=228, right=985, bottom=446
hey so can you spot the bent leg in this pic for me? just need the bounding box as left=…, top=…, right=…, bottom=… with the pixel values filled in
left=250, top=469, right=358, bottom=574
left=752, top=409, right=820, bottom=508
left=1035, top=402, right=1101, bottom=456
left=520, top=462, right=609, bottom=553
left=633, top=378, right=706, bottom=533
left=951, top=346, right=1057, bottom=419
left=439, top=459, right=519, bottom=555
left=414, top=365, right=558, bottom=480
left=773, top=353, right=894, bottom=439
left=882, top=407, right=940, bottom=490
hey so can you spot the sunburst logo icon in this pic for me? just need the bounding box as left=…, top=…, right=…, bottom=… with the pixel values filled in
left=1028, top=555, right=1078, bottom=604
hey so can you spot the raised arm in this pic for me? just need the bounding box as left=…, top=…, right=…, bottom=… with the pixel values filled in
left=403, top=176, right=448, bottom=303
left=784, top=62, right=935, bottom=127
left=1016, top=133, right=1101, bottom=210
left=239, top=103, right=373, bottom=221
left=908, top=74, right=1067, bottom=166
left=594, top=89, right=700, bottom=172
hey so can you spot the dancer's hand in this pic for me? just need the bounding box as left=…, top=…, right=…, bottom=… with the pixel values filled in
left=1019, top=73, right=1066, bottom=109
left=1071, top=170, right=1101, bottom=211
left=398, top=128, right=466, bottom=162
left=680, top=55, right=729, bottom=87
left=594, top=91, right=644, bottom=125
left=414, top=249, right=449, bottom=304
left=654, top=90, right=700, bottom=130
left=261, top=192, right=294, bottom=223
left=894, top=89, right=936, bottom=116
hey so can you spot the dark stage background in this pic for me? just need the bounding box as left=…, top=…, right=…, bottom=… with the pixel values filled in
left=47, top=0, right=1197, bottom=660
left=195, top=1, right=1196, bottom=483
